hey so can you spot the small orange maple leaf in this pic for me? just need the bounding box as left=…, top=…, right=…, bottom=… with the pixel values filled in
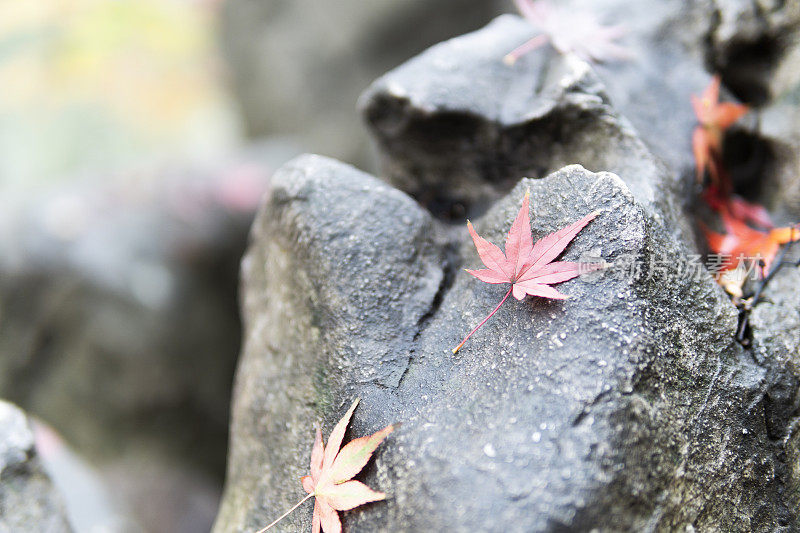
left=704, top=211, right=799, bottom=275
left=257, top=399, right=395, bottom=533
left=691, top=75, right=749, bottom=188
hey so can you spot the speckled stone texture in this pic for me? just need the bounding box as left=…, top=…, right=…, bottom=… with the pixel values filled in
left=0, top=401, right=71, bottom=532
left=215, top=156, right=794, bottom=532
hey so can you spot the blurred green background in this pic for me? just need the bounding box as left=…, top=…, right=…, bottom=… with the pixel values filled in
left=0, top=0, right=239, bottom=191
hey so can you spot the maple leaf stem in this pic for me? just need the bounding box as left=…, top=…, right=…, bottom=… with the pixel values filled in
left=503, top=33, right=548, bottom=65
left=452, top=286, right=513, bottom=354
left=256, top=492, right=314, bottom=533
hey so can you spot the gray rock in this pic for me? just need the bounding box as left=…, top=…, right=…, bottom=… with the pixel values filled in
left=354, top=0, right=794, bottom=219
left=571, top=0, right=713, bottom=173
left=214, top=6, right=800, bottom=532
left=707, top=0, right=800, bottom=105
left=0, top=401, right=71, bottom=532
left=219, top=0, right=504, bottom=166
left=215, top=155, right=795, bottom=532
left=214, top=153, right=446, bottom=531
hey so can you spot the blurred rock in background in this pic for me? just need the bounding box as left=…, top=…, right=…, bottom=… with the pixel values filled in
left=219, top=0, right=507, bottom=167
left=0, top=142, right=297, bottom=533
left=33, top=421, right=137, bottom=532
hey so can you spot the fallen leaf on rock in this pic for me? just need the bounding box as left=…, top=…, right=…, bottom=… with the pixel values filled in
left=716, top=264, right=751, bottom=300
left=257, top=399, right=395, bottom=533
left=702, top=185, right=773, bottom=230
left=704, top=210, right=799, bottom=279
left=692, top=77, right=775, bottom=235
left=505, top=0, right=631, bottom=65
left=692, top=76, right=749, bottom=190
left=453, top=192, right=606, bottom=353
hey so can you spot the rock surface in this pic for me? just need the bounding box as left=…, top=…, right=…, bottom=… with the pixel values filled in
left=705, top=0, right=800, bottom=220
left=359, top=6, right=717, bottom=223
left=215, top=154, right=796, bottom=532
left=756, top=86, right=800, bottom=222
left=0, top=401, right=71, bottom=532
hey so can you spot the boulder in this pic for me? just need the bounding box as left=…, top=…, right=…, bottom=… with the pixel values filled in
left=706, top=0, right=800, bottom=105
left=214, top=6, right=800, bottom=532
left=748, top=259, right=800, bottom=520
left=215, top=154, right=796, bottom=532
left=358, top=10, right=707, bottom=241
left=359, top=4, right=800, bottom=229
left=0, top=400, right=71, bottom=532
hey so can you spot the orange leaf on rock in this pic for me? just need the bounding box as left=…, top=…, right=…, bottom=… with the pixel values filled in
left=691, top=76, right=773, bottom=232
left=303, top=399, right=393, bottom=533
left=258, top=399, right=395, bottom=533
left=704, top=211, right=799, bottom=274
left=691, top=75, right=748, bottom=188
left=692, top=76, right=749, bottom=129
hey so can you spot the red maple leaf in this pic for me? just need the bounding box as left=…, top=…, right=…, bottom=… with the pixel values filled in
left=691, top=76, right=772, bottom=228
left=704, top=210, right=799, bottom=274
left=453, top=192, right=605, bottom=353
left=702, top=185, right=773, bottom=230
left=505, top=0, right=630, bottom=65
left=691, top=76, right=749, bottom=189
left=258, top=399, right=395, bottom=533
